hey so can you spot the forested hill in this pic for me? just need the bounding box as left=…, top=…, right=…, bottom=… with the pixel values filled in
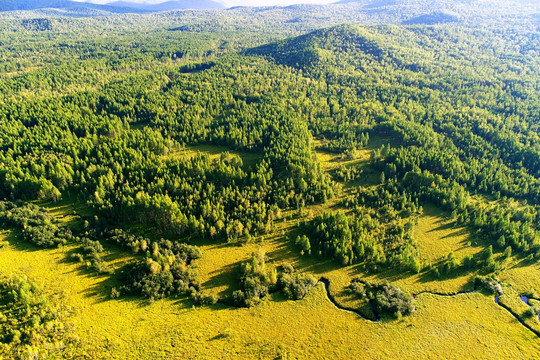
left=0, top=0, right=537, bottom=33
left=246, top=23, right=539, bottom=82
left=245, top=25, right=388, bottom=70
left=244, top=23, right=540, bottom=265
left=107, top=1, right=225, bottom=11
left=0, top=0, right=539, bottom=355
left=0, top=18, right=538, bottom=264
left=0, top=0, right=141, bottom=13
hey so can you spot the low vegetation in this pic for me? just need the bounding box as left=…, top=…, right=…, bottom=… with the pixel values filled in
left=474, top=276, right=504, bottom=296
left=279, top=264, right=318, bottom=300
left=0, top=274, right=77, bottom=359
left=349, top=278, right=415, bottom=318
left=0, top=201, right=71, bottom=248
left=117, top=239, right=201, bottom=300
left=232, top=249, right=277, bottom=307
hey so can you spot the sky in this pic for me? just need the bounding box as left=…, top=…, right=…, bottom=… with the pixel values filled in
left=74, top=0, right=336, bottom=6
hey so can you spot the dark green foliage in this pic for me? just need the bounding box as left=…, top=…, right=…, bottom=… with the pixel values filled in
left=247, top=25, right=386, bottom=71
left=474, top=276, right=503, bottom=295
left=233, top=256, right=317, bottom=306
left=330, top=164, right=363, bottom=182
left=233, top=249, right=277, bottom=307
left=295, top=235, right=311, bottom=255
left=302, top=181, right=420, bottom=268
left=0, top=202, right=70, bottom=248
left=21, top=225, right=65, bottom=248
left=371, top=283, right=415, bottom=318
left=21, top=18, right=52, bottom=31
left=349, top=279, right=415, bottom=318
left=0, top=4, right=538, bottom=307
left=117, top=238, right=201, bottom=300
left=429, top=252, right=461, bottom=278
left=523, top=307, right=540, bottom=319
left=0, top=202, right=54, bottom=228
left=192, top=292, right=218, bottom=306
left=279, top=271, right=317, bottom=300
left=74, top=238, right=113, bottom=275
left=70, top=253, right=84, bottom=263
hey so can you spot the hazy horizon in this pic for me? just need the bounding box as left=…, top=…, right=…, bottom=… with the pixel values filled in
left=72, top=0, right=336, bottom=7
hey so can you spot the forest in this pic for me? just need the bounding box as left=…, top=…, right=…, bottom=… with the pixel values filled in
left=0, top=0, right=539, bottom=358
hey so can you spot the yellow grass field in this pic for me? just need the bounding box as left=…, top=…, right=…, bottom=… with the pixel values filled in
left=500, top=261, right=540, bottom=297
left=165, top=143, right=262, bottom=169
left=497, top=285, right=540, bottom=335
left=413, top=204, right=483, bottom=264
left=1, top=227, right=540, bottom=359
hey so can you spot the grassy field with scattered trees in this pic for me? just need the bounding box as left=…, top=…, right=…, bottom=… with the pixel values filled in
left=0, top=0, right=539, bottom=358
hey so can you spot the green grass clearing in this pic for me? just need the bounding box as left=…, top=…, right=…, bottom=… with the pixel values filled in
left=165, top=143, right=262, bottom=169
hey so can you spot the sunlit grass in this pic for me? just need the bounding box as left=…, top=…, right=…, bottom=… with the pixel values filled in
left=1, top=195, right=540, bottom=358
left=498, top=285, right=540, bottom=335
left=1, top=235, right=538, bottom=359
left=500, top=259, right=540, bottom=296
left=164, top=143, right=262, bottom=169
left=414, top=204, right=483, bottom=264
left=2, top=143, right=539, bottom=357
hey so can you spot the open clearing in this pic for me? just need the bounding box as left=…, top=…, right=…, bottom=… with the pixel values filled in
left=413, top=204, right=483, bottom=264
left=165, top=143, right=262, bottom=169
left=1, top=232, right=539, bottom=359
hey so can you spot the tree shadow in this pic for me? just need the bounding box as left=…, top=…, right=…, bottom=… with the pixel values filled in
left=508, top=254, right=540, bottom=269
left=440, top=228, right=470, bottom=239
left=265, top=234, right=345, bottom=277
left=201, top=260, right=243, bottom=298
left=416, top=263, right=476, bottom=290
left=427, top=221, right=456, bottom=233
left=1, top=230, right=42, bottom=252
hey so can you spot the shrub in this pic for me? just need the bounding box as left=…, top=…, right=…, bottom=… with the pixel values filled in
left=110, top=287, right=120, bottom=299
left=371, top=283, right=415, bottom=317
left=0, top=202, right=70, bottom=248
left=280, top=272, right=317, bottom=300
left=0, top=275, right=77, bottom=358
left=348, top=279, right=366, bottom=298
left=234, top=249, right=277, bottom=307
left=193, top=292, right=218, bottom=305
left=117, top=239, right=201, bottom=300
left=348, top=279, right=415, bottom=318
left=474, top=276, right=503, bottom=295
left=522, top=307, right=539, bottom=319
left=70, top=253, right=84, bottom=263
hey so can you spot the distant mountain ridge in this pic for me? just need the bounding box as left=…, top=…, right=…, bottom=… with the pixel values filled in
left=0, top=0, right=537, bottom=32
left=107, top=1, right=225, bottom=11
left=0, top=0, right=225, bottom=13
left=0, top=0, right=76, bottom=12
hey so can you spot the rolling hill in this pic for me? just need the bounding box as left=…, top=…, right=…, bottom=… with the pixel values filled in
left=0, top=0, right=224, bottom=13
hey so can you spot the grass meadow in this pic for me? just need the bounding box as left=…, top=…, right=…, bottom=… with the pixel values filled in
left=1, top=141, right=539, bottom=358
left=1, top=233, right=539, bottom=359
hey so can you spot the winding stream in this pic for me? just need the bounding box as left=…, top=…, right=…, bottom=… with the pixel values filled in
left=317, top=277, right=540, bottom=338
left=318, top=277, right=379, bottom=321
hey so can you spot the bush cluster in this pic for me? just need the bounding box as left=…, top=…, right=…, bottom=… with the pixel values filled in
left=0, top=275, right=77, bottom=359
left=349, top=278, right=415, bottom=318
